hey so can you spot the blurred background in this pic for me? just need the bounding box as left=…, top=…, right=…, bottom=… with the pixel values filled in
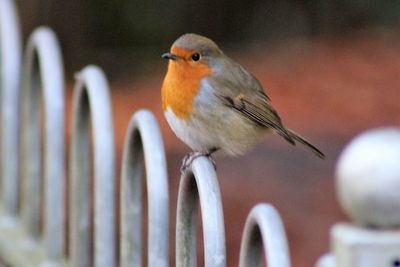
left=15, top=0, right=400, bottom=266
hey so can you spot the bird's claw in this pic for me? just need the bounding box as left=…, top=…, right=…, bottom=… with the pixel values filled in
left=180, top=150, right=217, bottom=174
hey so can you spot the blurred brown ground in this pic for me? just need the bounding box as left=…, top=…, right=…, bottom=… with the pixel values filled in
left=64, top=32, right=399, bottom=267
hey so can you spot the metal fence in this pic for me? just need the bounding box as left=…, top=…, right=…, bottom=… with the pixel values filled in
left=1, top=1, right=399, bottom=266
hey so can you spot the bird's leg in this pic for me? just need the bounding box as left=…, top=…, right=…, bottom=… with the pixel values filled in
left=180, top=147, right=218, bottom=174
left=180, top=152, right=204, bottom=173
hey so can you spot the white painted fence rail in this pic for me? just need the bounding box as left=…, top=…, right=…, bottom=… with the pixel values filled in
left=21, top=26, right=65, bottom=263
left=120, top=109, right=169, bottom=267
left=0, top=0, right=21, bottom=216
left=176, top=157, right=226, bottom=267
left=239, top=204, right=291, bottom=267
left=1, top=1, right=399, bottom=267
left=70, top=66, right=116, bottom=267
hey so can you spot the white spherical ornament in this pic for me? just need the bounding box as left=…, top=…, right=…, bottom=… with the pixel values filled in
left=336, top=127, right=400, bottom=227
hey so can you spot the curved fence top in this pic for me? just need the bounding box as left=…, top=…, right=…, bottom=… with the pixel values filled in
left=69, top=65, right=115, bottom=267
left=239, top=203, right=291, bottom=267
left=176, top=157, right=226, bottom=267
left=120, top=109, right=169, bottom=267
left=20, top=26, right=65, bottom=260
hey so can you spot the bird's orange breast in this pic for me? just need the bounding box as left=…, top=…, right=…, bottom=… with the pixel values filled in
left=162, top=47, right=212, bottom=120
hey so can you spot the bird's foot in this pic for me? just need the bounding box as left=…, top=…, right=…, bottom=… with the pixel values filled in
left=180, top=148, right=218, bottom=174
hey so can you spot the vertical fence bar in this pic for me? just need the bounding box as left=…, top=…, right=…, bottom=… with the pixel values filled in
left=69, top=65, right=115, bottom=267
left=20, top=27, right=65, bottom=262
left=176, top=157, right=226, bottom=267
left=120, top=109, right=169, bottom=267
left=239, top=203, right=291, bottom=267
left=0, top=0, right=22, bottom=215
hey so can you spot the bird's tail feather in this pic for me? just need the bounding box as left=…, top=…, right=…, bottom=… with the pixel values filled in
left=286, top=129, right=325, bottom=159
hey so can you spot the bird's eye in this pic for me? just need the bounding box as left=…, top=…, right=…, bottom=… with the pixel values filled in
left=191, top=53, right=200, bottom=61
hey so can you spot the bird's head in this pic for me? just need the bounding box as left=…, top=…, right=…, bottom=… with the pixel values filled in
left=162, top=33, right=224, bottom=69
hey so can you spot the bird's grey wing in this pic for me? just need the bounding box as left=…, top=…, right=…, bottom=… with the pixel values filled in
left=208, top=58, right=294, bottom=144
left=215, top=91, right=295, bottom=144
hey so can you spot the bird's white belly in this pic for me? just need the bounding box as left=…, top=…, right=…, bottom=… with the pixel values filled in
left=164, top=106, right=266, bottom=156
left=164, top=108, right=217, bottom=152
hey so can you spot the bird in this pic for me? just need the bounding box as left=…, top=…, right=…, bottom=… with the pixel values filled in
left=161, top=33, right=324, bottom=172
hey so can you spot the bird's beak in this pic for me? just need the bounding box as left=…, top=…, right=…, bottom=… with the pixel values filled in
left=162, top=52, right=179, bottom=61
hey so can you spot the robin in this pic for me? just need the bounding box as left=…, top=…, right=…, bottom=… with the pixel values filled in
left=161, top=33, right=324, bottom=172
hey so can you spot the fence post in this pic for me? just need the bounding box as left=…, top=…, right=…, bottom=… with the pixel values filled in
left=20, top=27, right=65, bottom=262
left=69, top=65, right=115, bottom=267
left=239, top=203, right=291, bottom=267
left=176, top=157, right=226, bottom=267
left=0, top=0, right=22, bottom=216
left=316, top=127, right=400, bottom=267
left=120, top=109, right=169, bottom=267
